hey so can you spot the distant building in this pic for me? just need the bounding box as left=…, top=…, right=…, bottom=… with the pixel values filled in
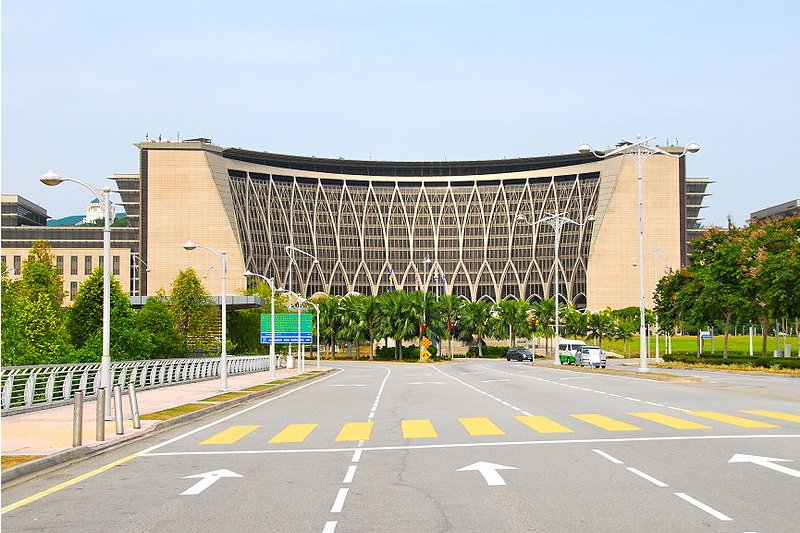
left=0, top=194, right=137, bottom=305
left=750, top=199, right=800, bottom=222
left=122, top=137, right=712, bottom=310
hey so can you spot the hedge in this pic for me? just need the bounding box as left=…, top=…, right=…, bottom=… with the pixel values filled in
left=663, top=354, right=800, bottom=370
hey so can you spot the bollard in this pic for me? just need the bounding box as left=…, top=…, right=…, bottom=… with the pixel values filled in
left=113, top=384, right=124, bottom=435
left=73, top=390, right=84, bottom=447
left=127, top=382, right=141, bottom=429
left=96, top=388, right=106, bottom=441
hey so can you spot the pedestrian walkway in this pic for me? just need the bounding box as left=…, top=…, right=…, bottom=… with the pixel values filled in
left=1, top=366, right=332, bottom=459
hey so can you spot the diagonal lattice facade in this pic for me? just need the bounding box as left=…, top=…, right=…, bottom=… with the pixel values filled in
left=229, top=170, right=599, bottom=306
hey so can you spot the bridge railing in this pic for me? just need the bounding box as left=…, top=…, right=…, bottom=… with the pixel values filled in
left=1, top=356, right=273, bottom=414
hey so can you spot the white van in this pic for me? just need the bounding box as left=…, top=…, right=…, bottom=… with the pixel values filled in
left=579, top=345, right=606, bottom=368
left=558, top=339, right=586, bottom=365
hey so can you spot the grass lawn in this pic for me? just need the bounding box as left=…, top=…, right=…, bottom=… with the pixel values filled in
left=140, top=403, right=211, bottom=420
left=601, top=334, right=798, bottom=357
left=1, top=455, right=44, bottom=470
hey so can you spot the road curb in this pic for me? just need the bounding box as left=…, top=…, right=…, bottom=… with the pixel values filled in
left=1, top=368, right=337, bottom=484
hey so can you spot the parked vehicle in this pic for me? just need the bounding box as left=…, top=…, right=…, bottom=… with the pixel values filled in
left=558, top=339, right=587, bottom=365
left=506, top=347, right=534, bottom=362
left=578, top=346, right=606, bottom=368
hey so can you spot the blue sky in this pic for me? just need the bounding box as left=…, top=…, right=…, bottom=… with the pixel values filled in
left=3, top=0, right=798, bottom=225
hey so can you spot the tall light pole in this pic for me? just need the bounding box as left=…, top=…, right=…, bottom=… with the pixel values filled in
left=183, top=240, right=228, bottom=390
left=285, top=246, right=318, bottom=372
left=579, top=136, right=699, bottom=372
left=244, top=270, right=277, bottom=378
left=299, top=296, right=321, bottom=369
left=517, top=212, right=595, bottom=364
left=41, top=171, right=114, bottom=419
left=422, top=255, right=431, bottom=361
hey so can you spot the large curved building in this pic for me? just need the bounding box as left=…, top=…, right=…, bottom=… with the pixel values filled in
left=118, top=138, right=710, bottom=310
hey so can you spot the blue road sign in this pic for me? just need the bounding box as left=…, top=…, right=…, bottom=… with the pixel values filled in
left=261, top=332, right=313, bottom=344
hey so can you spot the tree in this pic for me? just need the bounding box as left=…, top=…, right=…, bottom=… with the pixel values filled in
left=137, top=291, right=186, bottom=358
left=169, top=268, right=217, bottom=354
left=375, top=290, right=418, bottom=360
left=318, top=295, right=343, bottom=359
left=494, top=299, right=531, bottom=348
left=438, top=294, right=464, bottom=360
left=68, top=267, right=154, bottom=360
left=1, top=241, right=72, bottom=365
left=586, top=308, right=614, bottom=348
left=533, top=298, right=556, bottom=356
left=459, top=300, right=493, bottom=358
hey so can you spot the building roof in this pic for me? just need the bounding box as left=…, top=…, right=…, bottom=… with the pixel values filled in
left=750, top=199, right=800, bottom=221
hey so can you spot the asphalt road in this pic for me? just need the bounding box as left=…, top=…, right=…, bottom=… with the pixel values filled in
left=3, top=359, right=799, bottom=532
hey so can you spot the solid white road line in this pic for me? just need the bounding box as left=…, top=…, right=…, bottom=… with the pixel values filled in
left=627, top=467, right=669, bottom=487
left=142, top=434, right=800, bottom=457
left=674, top=492, right=733, bottom=521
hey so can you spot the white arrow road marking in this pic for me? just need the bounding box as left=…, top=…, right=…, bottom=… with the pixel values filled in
left=181, top=469, right=243, bottom=495
left=481, top=379, right=511, bottom=383
left=728, top=454, right=800, bottom=477
left=457, top=461, right=518, bottom=486
left=407, top=381, right=445, bottom=385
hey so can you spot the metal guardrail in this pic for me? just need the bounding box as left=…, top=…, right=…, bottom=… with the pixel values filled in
left=0, top=356, right=273, bottom=413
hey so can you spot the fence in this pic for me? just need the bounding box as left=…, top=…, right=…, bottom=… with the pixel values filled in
left=1, top=356, right=272, bottom=414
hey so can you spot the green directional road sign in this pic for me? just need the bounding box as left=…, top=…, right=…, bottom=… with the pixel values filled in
left=261, top=313, right=313, bottom=344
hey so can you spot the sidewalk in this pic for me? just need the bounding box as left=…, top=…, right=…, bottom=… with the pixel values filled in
left=1, top=365, right=334, bottom=477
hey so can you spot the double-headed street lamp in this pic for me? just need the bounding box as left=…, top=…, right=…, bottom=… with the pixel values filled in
left=131, top=252, right=151, bottom=297
left=516, top=212, right=595, bottom=364
left=41, top=171, right=114, bottom=419
left=578, top=136, right=699, bottom=372
left=285, top=246, right=319, bottom=372
left=183, top=240, right=229, bottom=390
left=244, top=270, right=277, bottom=378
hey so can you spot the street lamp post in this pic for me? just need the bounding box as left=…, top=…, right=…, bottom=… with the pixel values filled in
left=299, top=296, right=321, bottom=369
left=244, top=270, right=277, bottom=378
left=516, top=212, right=595, bottom=364
left=41, top=171, right=114, bottom=419
left=579, top=136, right=699, bottom=372
left=285, top=246, right=319, bottom=373
left=422, top=255, right=431, bottom=361
left=183, top=240, right=228, bottom=390
left=131, top=252, right=151, bottom=297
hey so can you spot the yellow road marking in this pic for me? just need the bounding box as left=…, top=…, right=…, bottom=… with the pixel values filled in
left=571, top=414, right=642, bottom=432
left=741, top=410, right=800, bottom=424
left=335, top=422, right=374, bottom=442
left=1, top=453, right=139, bottom=515
left=459, top=417, right=505, bottom=436
left=200, top=425, right=261, bottom=445
left=401, top=419, right=438, bottom=439
left=629, top=412, right=710, bottom=429
left=688, top=411, right=779, bottom=428
left=515, top=415, right=573, bottom=433
left=269, top=423, right=318, bottom=443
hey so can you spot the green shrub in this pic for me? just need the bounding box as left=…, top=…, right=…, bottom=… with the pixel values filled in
left=465, top=345, right=506, bottom=358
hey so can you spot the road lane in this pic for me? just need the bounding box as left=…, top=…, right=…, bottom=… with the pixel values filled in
left=3, top=360, right=799, bottom=532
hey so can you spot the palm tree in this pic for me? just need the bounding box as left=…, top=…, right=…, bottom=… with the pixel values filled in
left=375, top=290, right=417, bottom=360
left=355, top=294, right=379, bottom=360
left=533, top=298, right=555, bottom=357
left=586, top=308, right=614, bottom=348
left=562, top=305, right=587, bottom=339
left=495, top=299, right=531, bottom=348
left=339, top=294, right=366, bottom=358
left=318, top=295, right=342, bottom=359
left=460, top=300, right=493, bottom=357
left=438, top=294, right=463, bottom=359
